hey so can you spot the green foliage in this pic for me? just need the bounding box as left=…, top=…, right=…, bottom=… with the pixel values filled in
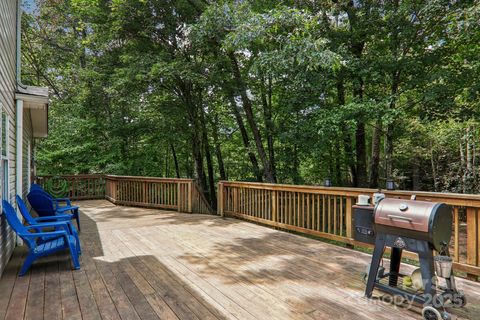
left=22, top=0, right=480, bottom=193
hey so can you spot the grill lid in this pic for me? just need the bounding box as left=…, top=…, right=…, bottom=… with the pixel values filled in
left=374, top=198, right=438, bottom=233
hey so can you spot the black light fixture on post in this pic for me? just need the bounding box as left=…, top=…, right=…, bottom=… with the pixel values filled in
left=386, top=179, right=395, bottom=191
left=324, top=177, right=332, bottom=187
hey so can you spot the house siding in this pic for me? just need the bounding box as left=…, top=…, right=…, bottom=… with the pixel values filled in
left=0, top=0, right=18, bottom=278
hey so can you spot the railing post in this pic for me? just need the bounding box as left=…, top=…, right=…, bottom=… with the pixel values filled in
left=345, top=197, right=353, bottom=239
left=233, top=187, right=238, bottom=213
left=454, top=207, right=459, bottom=263
left=188, top=181, right=193, bottom=213
left=466, top=207, right=479, bottom=280
left=72, top=178, right=76, bottom=199
left=272, top=190, right=277, bottom=222
left=143, top=181, right=147, bottom=204
left=218, top=182, right=224, bottom=217
left=105, top=178, right=109, bottom=199
left=177, top=182, right=181, bottom=212
left=112, top=177, right=117, bottom=203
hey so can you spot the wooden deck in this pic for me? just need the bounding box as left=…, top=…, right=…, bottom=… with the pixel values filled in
left=0, top=200, right=479, bottom=320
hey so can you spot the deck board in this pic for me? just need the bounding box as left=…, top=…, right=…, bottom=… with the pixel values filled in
left=0, top=199, right=480, bottom=320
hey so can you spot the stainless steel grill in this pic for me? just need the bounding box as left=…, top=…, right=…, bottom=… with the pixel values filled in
left=374, top=198, right=452, bottom=252
left=363, top=197, right=466, bottom=320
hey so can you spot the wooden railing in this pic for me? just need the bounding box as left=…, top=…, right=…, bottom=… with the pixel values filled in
left=36, top=175, right=106, bottom=200
left=104, top=175, right=213, bottom=214
left=36, top=174, right=213, bottom=214
left=218, top=181, right=480, bottom=279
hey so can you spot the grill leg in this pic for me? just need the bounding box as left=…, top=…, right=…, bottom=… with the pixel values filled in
left=365, top=234, right=385, bottom=298
left=418, top=242, right=436, bottom=304
left=389, top=247, right=402, bottom=287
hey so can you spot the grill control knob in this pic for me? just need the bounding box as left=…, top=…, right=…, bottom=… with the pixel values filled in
left=399, top=204, right=409, bottom=211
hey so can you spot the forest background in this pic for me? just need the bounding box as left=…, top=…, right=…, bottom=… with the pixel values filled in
left=22, top=0, right=480, bottom=206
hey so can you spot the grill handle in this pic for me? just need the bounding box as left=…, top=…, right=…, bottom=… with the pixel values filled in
left=387, top=214, right=413, bottom=222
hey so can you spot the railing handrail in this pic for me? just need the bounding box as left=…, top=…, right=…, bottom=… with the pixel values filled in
left=219, top=181, right=480, bottom=279
left=38, top=174, right=105, bottom=178
left=36, top=174, right=214, bottom=214
left=105, top=175, right=195, bottom=183
left=220, top=181, right=480, bottom=208
left=38, top=174, right=195, bottom=182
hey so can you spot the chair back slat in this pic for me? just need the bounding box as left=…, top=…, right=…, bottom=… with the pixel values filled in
left=15, top=195, right=36, bottom=225
left=30, top=183, right=43, bottom=192
left=2, top=200, right=28, bottom=234
left=1, top=200, right=37, bottom=249
left=27, top=190, right=56, bottom=216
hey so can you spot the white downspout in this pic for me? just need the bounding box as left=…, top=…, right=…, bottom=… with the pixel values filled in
left=15, top=0, right=24, bottom=244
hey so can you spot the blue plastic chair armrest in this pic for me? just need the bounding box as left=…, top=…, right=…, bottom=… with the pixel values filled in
left=20, top=230, right=68, bottom=239
left=54, top=198, right=72, bottom=206
left=35, top=215, right=72, bottom=222
left=26, top=221, right=71, bottom=230
left=54, top=197, right=70, bottom=202
left=56, top=206, right=79, bottom=214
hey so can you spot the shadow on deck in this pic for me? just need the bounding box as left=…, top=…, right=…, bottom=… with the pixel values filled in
left=0, top=199, right=479, bottom=320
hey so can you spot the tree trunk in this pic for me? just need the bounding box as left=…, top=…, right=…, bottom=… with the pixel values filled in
left=353, top=77, right=368, bottom=188
left=192, top=127, right=207, bottom=193
left=385, top=71, right=400, bottom=181
left=384, top=125, right=394, bottom=182
left=337, top=76, right=356, bottom=186
left=184, top=151, right=194, bottom=178
left=229, top=52, right=276, bottom=183
left=384, top=0, right=401, bottom=182
left=463, top=126, right=474, bottom=193
left=260, top=75, right=277, bottom=182
left=183, top=85, right=208, bottom=195
left=355, top=122, right=368, bottom=187
left=430, top=145, right=438, bottom=192
left=369, top=120, right=382, bottom=188
left=164, top=146, right=169, bottom=177
left=227, top=94, right=263, bottom=182
left=345, top=1, right=367, bottom=187
left=334, top=138, right=342, bottom=186
left=412, top=154, right=420, bottom=191
left=199, top=104, right=217, bottom=208
left=211, top=114, right=227, bottom=181
left=293, top=143, right=300, bottom=184
left=170, top=143, right=180, bottom=178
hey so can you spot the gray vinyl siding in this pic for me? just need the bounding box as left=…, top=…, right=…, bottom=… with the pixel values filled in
left=0, top=0, right=18, bottom=278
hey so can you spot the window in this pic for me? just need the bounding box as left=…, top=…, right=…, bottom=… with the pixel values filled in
left=2, top=159, right=8, bottom=202
left=2, top=111, right=7, bottom=157
left=1, top=109, right=8, bottom=203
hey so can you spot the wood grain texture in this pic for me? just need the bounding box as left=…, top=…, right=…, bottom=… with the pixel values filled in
left=1, top=200, right=480, bottom=319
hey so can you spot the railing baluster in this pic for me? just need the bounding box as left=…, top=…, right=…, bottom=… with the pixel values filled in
left=333, top=196, right=337, bottom=235
left=466, top=207, right=477, bottom=269
left=454, top=206, right=459, bottom=263
left=340, top=197, right=344, bottom=237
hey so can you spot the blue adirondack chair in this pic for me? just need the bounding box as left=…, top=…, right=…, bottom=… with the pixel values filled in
left=2, top=200, right=80, bottom=276
left=27, top=190, right=81, bottom=231
left=30, top=183, right=72, bottom=207
left=16, top=195, right=81, bottom=255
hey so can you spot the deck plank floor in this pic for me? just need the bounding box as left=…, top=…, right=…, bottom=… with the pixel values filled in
left=1, top=200, right=479, bottom=320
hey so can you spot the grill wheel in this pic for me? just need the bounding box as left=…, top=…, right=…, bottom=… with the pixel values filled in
left=422, top=306, right=451, bottom=320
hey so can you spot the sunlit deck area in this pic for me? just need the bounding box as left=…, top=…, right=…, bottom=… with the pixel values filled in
left=0, top=200, right=479, bottom=320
